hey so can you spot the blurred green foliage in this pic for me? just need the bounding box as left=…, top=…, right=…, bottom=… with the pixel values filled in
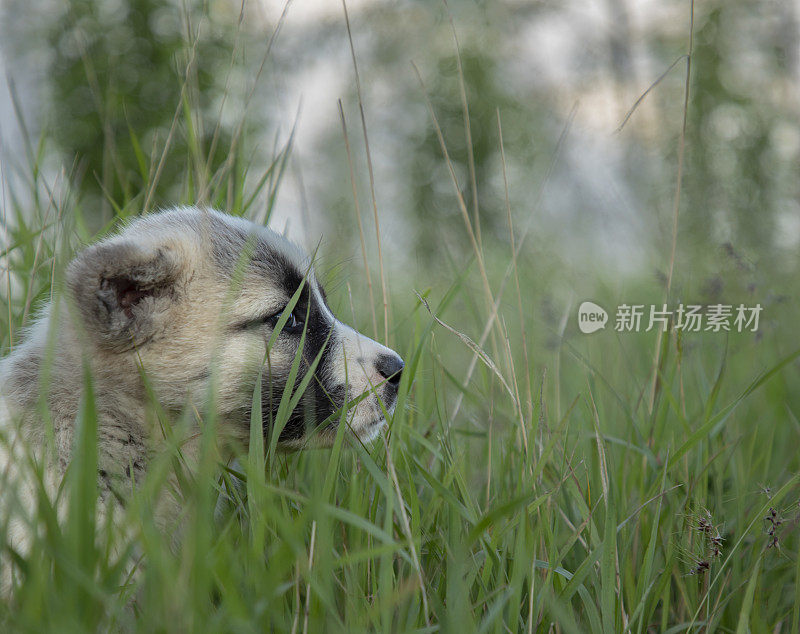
left=2, top=0, right=247, bottom=218
left=294, top=1, right=800, bottom=286
left=1, top=0, right=800, bottom=630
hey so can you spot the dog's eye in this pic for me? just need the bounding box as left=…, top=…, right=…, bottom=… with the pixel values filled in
left=284, top=312, right=304, bottom=333
left=263, top=308, right=305, bottom=335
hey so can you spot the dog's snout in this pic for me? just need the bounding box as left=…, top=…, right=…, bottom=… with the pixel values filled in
left=376, top=353, right=404, bottom=386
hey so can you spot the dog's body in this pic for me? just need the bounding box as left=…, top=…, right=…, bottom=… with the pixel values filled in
left=0, top=207, right=403, bottom=587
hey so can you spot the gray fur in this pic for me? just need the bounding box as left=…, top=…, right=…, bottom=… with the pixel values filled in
left=0, top=206, right=403, bottom=590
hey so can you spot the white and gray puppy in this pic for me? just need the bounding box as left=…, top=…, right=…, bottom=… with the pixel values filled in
left=0, top=206, right=403, bottom=520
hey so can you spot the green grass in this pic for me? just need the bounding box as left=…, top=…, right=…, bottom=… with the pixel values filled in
left=3, top=161, right=800, bottom=634
left=2, top=15, right=800, bottom=632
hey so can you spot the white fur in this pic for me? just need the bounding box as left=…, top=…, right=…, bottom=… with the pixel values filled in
left=0, top=207, right=404, bottom=593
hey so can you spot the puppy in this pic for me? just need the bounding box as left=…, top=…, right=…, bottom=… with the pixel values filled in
left=0, top=207, right=404, bottom=577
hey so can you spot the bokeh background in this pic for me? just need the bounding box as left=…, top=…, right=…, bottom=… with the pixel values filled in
left=3, top=0, right=798, bottom=286
left=3, top=2, right=800, bottom=630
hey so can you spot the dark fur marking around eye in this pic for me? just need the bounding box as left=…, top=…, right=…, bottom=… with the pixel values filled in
left=232, top=306, right=306, bottom=333
left=205, top=219, right=345, bottom=443
left=260, top=285, right=341, bottom=443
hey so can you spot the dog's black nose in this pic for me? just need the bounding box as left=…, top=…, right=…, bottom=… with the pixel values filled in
left=376, top=353, right=404, bottom=386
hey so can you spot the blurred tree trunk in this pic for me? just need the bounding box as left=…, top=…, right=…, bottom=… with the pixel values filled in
left=606, top=0, right=633, bottom=84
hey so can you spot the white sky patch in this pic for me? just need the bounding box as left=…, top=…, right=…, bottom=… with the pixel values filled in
left=257, top=0, right=375, bottom=26
left=775, top=201, right=800, bottom=250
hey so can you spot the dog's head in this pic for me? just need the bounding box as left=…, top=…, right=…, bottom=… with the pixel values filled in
left=65, top=207, right=403, bottom=446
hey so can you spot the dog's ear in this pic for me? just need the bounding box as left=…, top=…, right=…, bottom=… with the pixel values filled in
left=66, top=238, right=185, bottom=350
